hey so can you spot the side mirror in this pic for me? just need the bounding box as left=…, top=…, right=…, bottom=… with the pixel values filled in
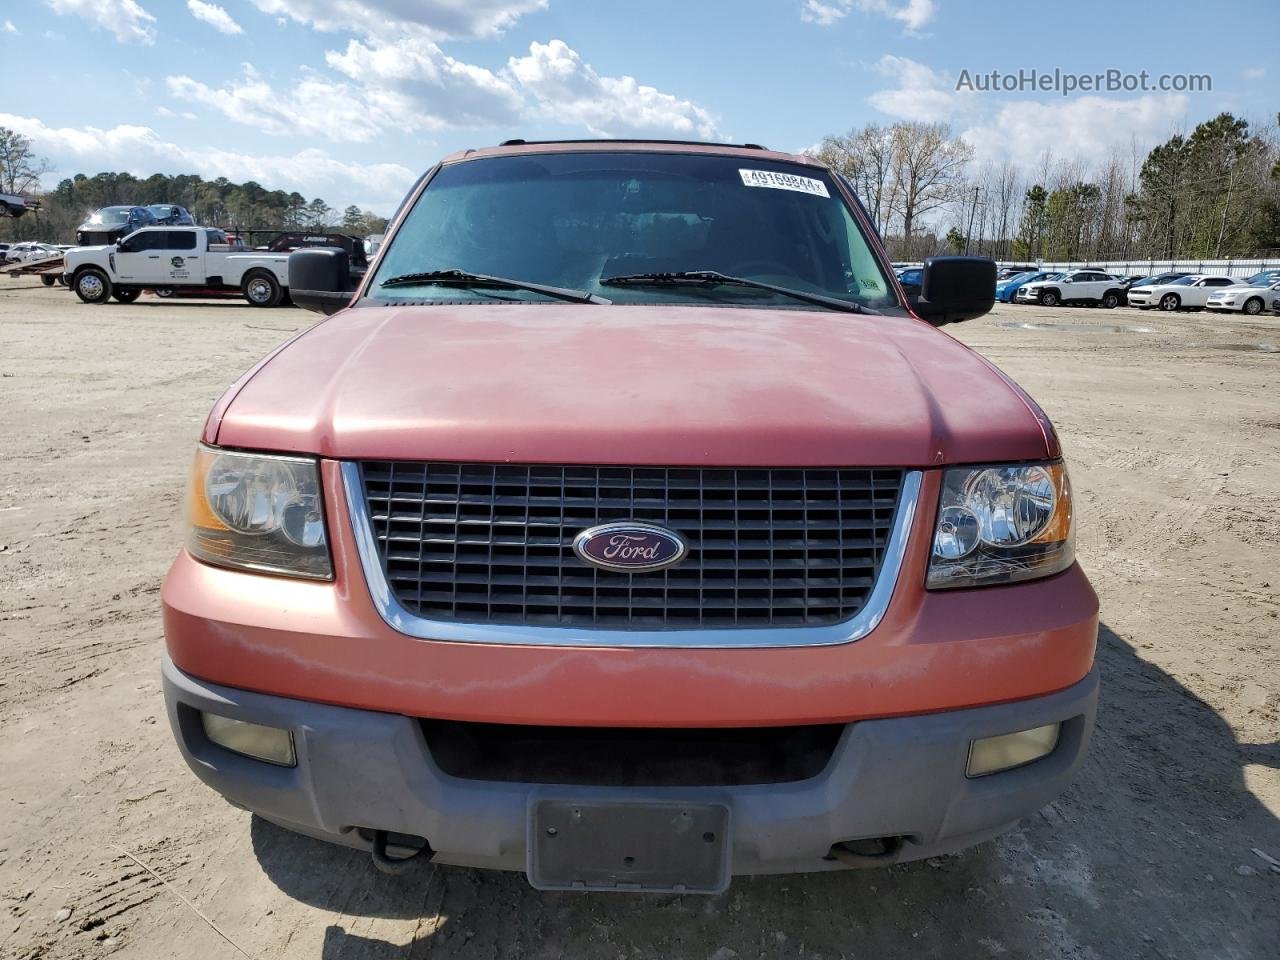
left=911, top=256, right=996, bottom=326
left=289, top=247, right=355, bottom=316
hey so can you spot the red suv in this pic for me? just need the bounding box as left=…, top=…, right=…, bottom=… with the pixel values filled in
left=162, top=140, right=1097, bottom=893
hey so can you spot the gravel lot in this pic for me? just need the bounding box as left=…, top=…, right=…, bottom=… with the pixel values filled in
left=1, top=280, right=1277, bottom=960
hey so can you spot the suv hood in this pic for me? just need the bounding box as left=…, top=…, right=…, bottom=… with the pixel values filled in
left=211, top=304, right=1051, bottom=467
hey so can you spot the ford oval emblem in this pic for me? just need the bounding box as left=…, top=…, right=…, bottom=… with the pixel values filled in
left=572, top=522, right=688, bottom=573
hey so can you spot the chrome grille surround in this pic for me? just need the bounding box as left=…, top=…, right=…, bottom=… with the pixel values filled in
left=341, top=461, right=921, bottom=649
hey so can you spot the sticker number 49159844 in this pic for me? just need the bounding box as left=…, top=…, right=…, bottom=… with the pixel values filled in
left=738, top=169, right=830, bottom=198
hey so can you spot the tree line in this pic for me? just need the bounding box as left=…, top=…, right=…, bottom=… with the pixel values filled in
left=7, top=111, right=1279, bottom=261
left=0, top=127, right=388, bottom=243
left=814, top=110, right=1280, bottom=262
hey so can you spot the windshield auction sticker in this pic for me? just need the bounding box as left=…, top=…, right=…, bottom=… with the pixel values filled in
left=739, top=169, right=830, bottom=197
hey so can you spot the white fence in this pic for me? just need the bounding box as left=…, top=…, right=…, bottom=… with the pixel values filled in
left=894, top=258, right=1280, bottom=278
left=1003, top=258, right=1280, bottom=278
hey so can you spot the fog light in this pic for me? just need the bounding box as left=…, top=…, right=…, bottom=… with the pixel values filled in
left=966, top=723, right=1060, bottom=778
left=201, top=712, right=296, bottom=767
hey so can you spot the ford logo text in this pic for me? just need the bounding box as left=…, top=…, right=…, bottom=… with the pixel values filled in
left=572, top=522, right=688, bottom=573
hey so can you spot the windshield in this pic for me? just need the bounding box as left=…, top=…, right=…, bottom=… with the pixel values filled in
left=1245, top=271, right=1280, bottom=285
left=369, top=152, right=896, bottom=310
left=84, top=206, right=132, bottom=226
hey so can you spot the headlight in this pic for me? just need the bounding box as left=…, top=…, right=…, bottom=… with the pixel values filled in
left=927, top=461, right=1074, bottom=589
left=185, top=445, right=332, bottom=579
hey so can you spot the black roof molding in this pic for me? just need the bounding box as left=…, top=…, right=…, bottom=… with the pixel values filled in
left=497, top=138, right=769, bottom=150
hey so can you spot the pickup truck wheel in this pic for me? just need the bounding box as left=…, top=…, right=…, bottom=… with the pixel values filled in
left=244, top=272, right=283, bottom=308
left=1243, top=297, right=1263, bottom=315
left=1101, top=291, right=1120, bottom=309
left=1038, top=289, right=1059, bottom=306
left=1159, top=293, right=1181, bottom=311
left=112, top=288, right=141, bottom=304
left=73, top=268, right=112, bottom=304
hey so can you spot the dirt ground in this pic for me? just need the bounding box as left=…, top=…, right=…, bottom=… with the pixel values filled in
left=1, top=279, right=1277, bottom=960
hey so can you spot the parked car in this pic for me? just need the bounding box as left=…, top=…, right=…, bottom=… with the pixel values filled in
left=1, top=241, right=60, bottom=263
left=1015, top=270, right=1124, bottom=307
left=160, top=139, right=1096, bottom=891
left=997, top=270, right=1058, bottom=303
left=0, top=191, right=39, bottom=218
left=1205, top=279, right=1280, bottom=315
left=1112, top=275, right=1152, bottom=306
left=64, top=226, right=291, bottom=306
left=1237, top=269, right=1280, bottom=288
left=1125, top=274, right=1239, bottom=311
left=895, top=266, right=922, bottom=298
left=147, top=204, right=195, bottom=226
left=996, top=265, right=1037, bottom=281
left=1123, top=272, right=1192, bottom=299
left=75, top=205, right=157, bottom=246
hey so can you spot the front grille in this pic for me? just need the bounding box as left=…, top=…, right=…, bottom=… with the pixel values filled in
left=358, top=461, right=904, bottom=629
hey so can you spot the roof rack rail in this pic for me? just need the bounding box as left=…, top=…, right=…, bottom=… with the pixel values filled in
left=497, top=138, right=770, bottom=150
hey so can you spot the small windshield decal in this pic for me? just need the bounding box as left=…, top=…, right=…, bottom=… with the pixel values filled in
left=739, top=169, right=830, bottom=198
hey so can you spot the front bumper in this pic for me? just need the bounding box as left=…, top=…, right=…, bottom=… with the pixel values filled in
left=163, top=654, right=1099, bottom=877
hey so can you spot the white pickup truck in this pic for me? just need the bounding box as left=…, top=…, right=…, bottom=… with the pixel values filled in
left=64, top=226, right=291, bottom=306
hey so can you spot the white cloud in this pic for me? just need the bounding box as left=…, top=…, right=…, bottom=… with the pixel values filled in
left=164, top=37, right=717, bottom=142
left=187, top=0, right=243, bottom=35
left=0, top=112, right=416, bottom=211
left=167, top=65, right=386, bottom=142
left=326, top=37, right=524, bottom=129
left=507, top=40, right=720, bottom=139
left=961, top=95, right=1189, bottom=169
left=43, top=0, right=156, bottom=44
left=3, top=19, right=17, bottom=33
left=800, top=2, right=847, bottom=26
left=246, top=0, right=547, bottom=39
left=867, top=54, right=966, bottom=121
left=1243, top=66, right=1266, bottom=80
left=801, top=0, right=936, bottom=34
left=862, top=51, right=1191, bottom=175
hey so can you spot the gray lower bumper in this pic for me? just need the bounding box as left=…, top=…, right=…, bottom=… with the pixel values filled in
left=162, top=655, right=1098, bottom=877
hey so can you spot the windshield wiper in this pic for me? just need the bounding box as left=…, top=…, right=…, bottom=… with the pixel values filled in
left=380, top=268, right=610, bottom=304
left=599, top=270, right=871, bottom=313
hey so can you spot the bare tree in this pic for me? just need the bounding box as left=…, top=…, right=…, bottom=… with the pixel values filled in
left=0, top=126, right=51, bottom=197
left=992, top=160, right=1021, bottom=260
left=813, top=124, right=898, bottom=232
left=891, top=122, right=974, bottom=244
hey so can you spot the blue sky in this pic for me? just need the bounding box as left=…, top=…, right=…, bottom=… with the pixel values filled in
left=1, top=0, right=1274, bottom=213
